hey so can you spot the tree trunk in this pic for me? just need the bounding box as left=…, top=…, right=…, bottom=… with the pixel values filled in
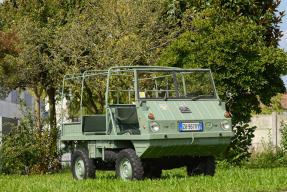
left=47, top=86, right=61, bottom=172
left=47, top=86, right=58, bottom=154
left=33, top=87, right=42, bottom=137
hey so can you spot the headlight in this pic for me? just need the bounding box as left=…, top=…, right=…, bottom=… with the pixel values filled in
left=221, top=120, right=231, bottom=130
left=150, top=121, right=160, bottom=132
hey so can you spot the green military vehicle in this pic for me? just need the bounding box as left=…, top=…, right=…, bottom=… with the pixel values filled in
left=60, top=66, right=233, bottom=180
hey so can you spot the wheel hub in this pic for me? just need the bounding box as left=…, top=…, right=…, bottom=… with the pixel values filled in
left=120, top=158, right=132, bottom=180
left=75, top=157, right=85, bottom=179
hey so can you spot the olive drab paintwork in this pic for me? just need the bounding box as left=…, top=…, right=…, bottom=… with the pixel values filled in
left=60, top=66, right=234, bottom=180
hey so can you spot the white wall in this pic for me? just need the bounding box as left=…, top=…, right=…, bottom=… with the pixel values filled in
left=250, top=112, right=287, bottom=151
left=0, top=99, right=22, bottom=119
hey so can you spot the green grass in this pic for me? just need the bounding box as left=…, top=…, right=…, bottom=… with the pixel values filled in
left=0, top=167, right=287, bottom=192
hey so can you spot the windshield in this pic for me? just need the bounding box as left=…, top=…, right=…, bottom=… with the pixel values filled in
left=137, top=70, right=216, bottom=100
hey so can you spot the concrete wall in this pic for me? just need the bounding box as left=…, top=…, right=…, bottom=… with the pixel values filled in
left=250, top=112, right=287, bottom=151
left=0, top=90, right=34, bottom=145
left=0, top=95, right=21, bottom=145
left=0, top=100, right=22, bottom=119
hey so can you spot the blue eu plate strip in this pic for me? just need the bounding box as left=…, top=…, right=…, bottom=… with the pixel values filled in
left=179, top=122, right=203, bottom=132
left=199, top=122, right=203, bottom=131
left=179, top=123, right=183, bottom=131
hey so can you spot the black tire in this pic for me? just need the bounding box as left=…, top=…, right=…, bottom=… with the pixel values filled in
left=204, top=156, right=215, bottom=176
left=115, top=149, right=144, bottom=181
left=71, top=149, right=95, bottom=180
left=187, top=157, right=203, bottom=176
left=187, top=156, right=215, bottom=176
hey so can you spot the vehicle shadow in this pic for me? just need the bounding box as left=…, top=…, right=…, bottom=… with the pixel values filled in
left=95, top=173, right=187, bottom=181
left=160, top=174, right=186, bottom=180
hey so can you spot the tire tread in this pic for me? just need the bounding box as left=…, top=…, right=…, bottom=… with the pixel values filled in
left=71, top=149, right=95, bottom=180
left=116, top=148, right=144, bottom=180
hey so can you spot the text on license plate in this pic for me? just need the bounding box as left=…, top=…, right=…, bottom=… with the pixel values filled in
left=179, top=122, right=203, bottom=132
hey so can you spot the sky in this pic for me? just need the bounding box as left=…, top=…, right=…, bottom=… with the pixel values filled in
left=279, top=0, right=287, bottom=51
left=279, top=1, right=287, bottom=88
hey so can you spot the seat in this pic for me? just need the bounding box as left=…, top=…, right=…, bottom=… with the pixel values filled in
left=114, top=106, right=140, bottom=135
left=82, top=115, right=106, bottom=134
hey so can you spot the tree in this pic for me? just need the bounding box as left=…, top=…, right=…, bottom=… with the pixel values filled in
left=261, top=93, right=286, bottom=114
left=0, top=30, right=19, bottom=97
left=165, top=0, right=284, bottom=47
left=54, top=0, right=180, bottom=114
left=157, top=8, right=287, bottom=162
left=0, top=0, right=86, bottom=173
left=0, top=0, right=178, bottom=172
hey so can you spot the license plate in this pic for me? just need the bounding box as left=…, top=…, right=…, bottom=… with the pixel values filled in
left=179, top=122, right=203, bottom=132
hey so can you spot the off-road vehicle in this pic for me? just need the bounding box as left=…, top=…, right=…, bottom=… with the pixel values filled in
left=60, top=66, right=233, bottom=180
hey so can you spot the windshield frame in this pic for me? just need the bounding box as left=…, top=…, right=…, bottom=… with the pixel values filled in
left=136, top=69, right=217, bottom=100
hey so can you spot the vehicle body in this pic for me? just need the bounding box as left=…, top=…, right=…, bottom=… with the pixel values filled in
left=60, top=66, right=233, bottom=180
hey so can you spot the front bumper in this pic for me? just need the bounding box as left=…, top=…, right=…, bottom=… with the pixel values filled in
left=133, top=131, right=233, bottom=158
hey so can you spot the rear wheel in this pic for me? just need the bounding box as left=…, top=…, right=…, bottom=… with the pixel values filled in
left=71, top=149, right=95, bottom=180
left=187, top=156, right=215, bottom=176
left=116, top=149, right=144, bottom=181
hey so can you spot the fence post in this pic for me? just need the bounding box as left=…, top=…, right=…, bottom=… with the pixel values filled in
left=0, top=116, right=2, bottom=146
left=272, top=112, right=278, bottom=148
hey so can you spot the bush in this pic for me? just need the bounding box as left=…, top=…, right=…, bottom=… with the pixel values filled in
left=0, top=103, right=61, bottom=175
left=242, top=122, right=287, bottom=169
left=224, top=123, right=256, bottom=165
left=242, top=148, right=287, bottom=169
left=280, top=120, right=287, bottom=152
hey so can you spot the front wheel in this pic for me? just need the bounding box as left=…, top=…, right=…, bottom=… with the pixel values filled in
left=71, top=149, right=95, bottom=180
left=115, top=149, right=144, bottom=181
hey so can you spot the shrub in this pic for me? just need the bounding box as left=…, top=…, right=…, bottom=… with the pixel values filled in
left=280, top=120, right=287, bottom=152
left=0, top=103, right=61, bottom=175
left=243, top=148, right=287, bottom=169
left=225, top=123, right=256, bottom=165
left=242, top=123, right=287, bottom=169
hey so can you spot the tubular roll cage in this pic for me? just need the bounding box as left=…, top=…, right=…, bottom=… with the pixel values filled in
left=60, top=66, right=218, bottom=133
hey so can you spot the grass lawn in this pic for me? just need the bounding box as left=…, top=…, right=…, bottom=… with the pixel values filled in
left=0, top=167, right=287, bottom=192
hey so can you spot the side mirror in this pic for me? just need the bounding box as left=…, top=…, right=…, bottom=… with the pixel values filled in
left=226, top=90, right=232, bottom=98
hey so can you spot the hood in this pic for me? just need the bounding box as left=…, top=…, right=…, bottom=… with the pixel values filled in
left=145, top=100, right=226, bottom=121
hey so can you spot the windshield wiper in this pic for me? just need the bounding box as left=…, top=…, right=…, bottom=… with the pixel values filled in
left=191, top=95, right=211, bottom=101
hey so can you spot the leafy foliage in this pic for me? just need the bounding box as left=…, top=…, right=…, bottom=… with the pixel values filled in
left=260, top=93, right=286, bottom=114
left=0, top=1, right=86, bottom=171
left=280, top=121, right=287, bottom=152
left=157, top=8, right=287, bottom=163
left=226, top=124, right=256, bottom=164
left=158, top=8, right=287, bottom=124
left=0, top=102, right=61, bottom=174
left=243, top=149, right=287, bottom=169
left=0, top=31, right=19, bottom=97
left=166, top=0, right=284, bottom=47
left=243, top=125, right=287, bottom=169
left=56, top=0, right=179, bottom=114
